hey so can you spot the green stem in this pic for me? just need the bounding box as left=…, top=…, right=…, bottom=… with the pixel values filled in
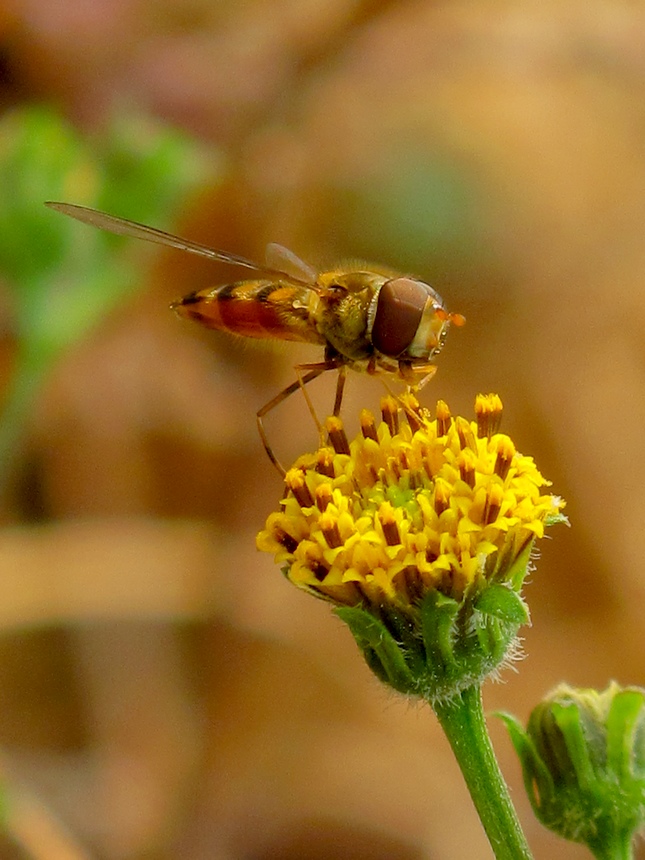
left=433, top=684, right=533, bottom=860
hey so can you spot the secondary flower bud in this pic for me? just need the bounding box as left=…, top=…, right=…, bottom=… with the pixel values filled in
left=501, top=682, right=645, bottom=857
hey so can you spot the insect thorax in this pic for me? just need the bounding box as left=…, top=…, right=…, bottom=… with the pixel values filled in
left=317, top=283, right=376, bottom=362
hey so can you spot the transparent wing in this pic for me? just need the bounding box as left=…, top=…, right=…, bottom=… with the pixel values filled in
left=45, top=202, right=316, bottom=285
left=265, top=242, right=317, bottom=285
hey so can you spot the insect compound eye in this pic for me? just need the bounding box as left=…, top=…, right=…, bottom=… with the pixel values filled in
left=371, top=277, right=436, bottom=358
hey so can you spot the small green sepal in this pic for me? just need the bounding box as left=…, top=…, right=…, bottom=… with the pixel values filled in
left=334, top=588, right=523, bottom=706
left=474, top=583, right=530, bottom=625
left=420, top=590, right=460, bottom=675
left=498, top=712, right=557, bottom=807
left=334, top=606, right=417, bottom=695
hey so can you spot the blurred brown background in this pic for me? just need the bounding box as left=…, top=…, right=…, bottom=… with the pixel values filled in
left=0, top=1, right=641, bottom=858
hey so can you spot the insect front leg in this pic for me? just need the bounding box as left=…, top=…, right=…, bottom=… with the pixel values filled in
left=413, top=364, right=438, bottom=391
left=398, top=360, right=438, bottom=390
left=379, top=361, right=439, bottom=426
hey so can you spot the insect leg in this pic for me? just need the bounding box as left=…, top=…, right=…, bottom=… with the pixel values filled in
left=295, top=359, right=346, bottom=444
left=333, top=366, right=348, bottom=416
left=294, top=365, right=325, bottom=440
left=408, top=363, right=438, bottom=391
left=256, top=359, right=341, bottom=476
left=379, top=363, right=440, bottom=426
left=296, top=356, right=347, bottom=446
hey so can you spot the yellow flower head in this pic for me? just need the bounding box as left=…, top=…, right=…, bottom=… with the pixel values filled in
left=257, top=394, right=565, bottom=614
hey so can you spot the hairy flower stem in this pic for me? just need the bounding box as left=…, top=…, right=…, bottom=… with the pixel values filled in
left=433, top=685, right=533, bottom=860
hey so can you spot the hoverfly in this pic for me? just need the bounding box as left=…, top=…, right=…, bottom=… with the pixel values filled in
left=45, top=202, right=465, bottom=474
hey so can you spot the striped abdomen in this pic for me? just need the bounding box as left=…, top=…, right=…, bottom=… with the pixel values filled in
left=171, top=279, right=324, bottom=344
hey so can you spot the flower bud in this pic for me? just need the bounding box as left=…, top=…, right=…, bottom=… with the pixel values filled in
left=501, top=682, right=645, bottom=856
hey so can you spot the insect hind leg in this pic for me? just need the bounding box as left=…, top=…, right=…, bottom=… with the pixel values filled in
left=256, top=359, right=342, bottom=476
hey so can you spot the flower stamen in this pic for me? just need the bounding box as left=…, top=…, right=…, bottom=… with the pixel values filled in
left=482, top=482, right=504, bottom=525
left=475, top=393, right=503, bottom=438
left=315, top=483, right=333, bottom=512
left=381, top=396, right=399, bottom=436
left=326, top=416, right=350, bottom=455
left=400, top=393, right=423, bottom=433
left=434, top=478, right=451, bottom=515
left=360, top=409, right=378, bottom=441
left=494, top=438, right=516, bottom=481
left=379, top=501, right=402, bottom=546
left=436, top=400, right=452, bottom=436
left=456, top=416, right=477, bottom=452
left=285, top=468, right=314, bottom=508
left=458, top=449, right=477, bottom=489
left=315, top=448, right=335, bottom=477
left=320, top=512, right=343, bottom=548
left=274, top=526, right=298, bottom=553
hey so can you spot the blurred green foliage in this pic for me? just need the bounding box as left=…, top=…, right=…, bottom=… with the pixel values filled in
left=0, top=106, right=217, bottom=495
left=326, top=150, right=484, bottom=274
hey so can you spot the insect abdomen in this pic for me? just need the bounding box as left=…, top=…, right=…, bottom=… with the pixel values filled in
left=172, top=280, right=323, bottom=343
